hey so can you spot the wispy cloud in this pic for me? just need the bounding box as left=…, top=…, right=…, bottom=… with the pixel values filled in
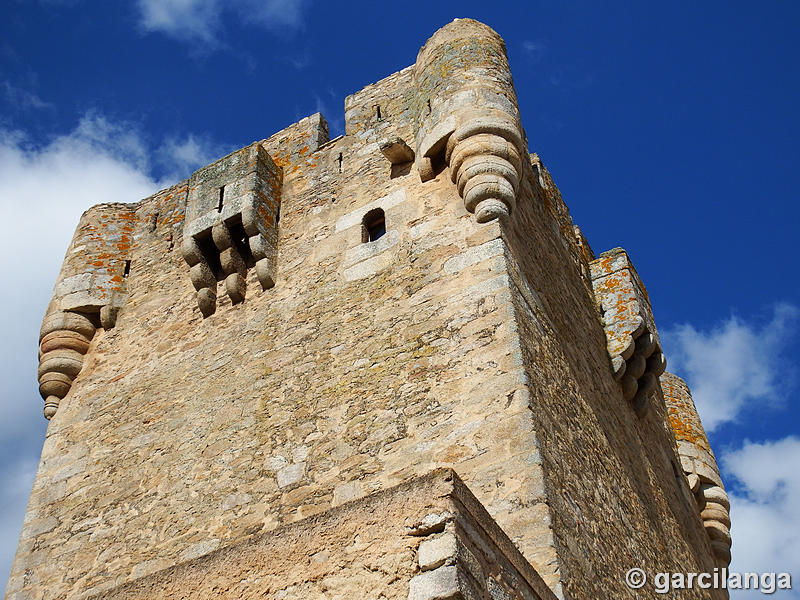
left=721, top=437, right=800, bottom=581
left=237, top=0, right=308, bottom=30
left=522, top=39, right=545, bottom=63
left=662, top=304, right=799, bottom=432
left=284, top=51, right=312, bottom=70
left=2, top=81, right=54, bottom=111
left=136, top=0, right=309, bottom=45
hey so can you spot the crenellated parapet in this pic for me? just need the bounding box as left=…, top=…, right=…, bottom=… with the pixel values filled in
left=662, top=372, right=732, bottom=567
left=590, top=248, right=667, bottom=417
left=37, top=203, right=135, bottom=418
left=412, top=19, right=527, bottom=223
left=181, top=142, right=282, bottom=317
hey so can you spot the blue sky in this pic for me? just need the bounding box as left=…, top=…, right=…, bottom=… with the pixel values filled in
left=1, top=0, right=798, bottom=595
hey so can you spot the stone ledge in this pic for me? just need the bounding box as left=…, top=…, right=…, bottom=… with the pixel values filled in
left=86, top=469, right=555, bottom=600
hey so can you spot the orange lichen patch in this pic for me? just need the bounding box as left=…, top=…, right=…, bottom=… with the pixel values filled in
left=92, top=261, right=104, bottom=267
left=110, top=275, right=123, bottom=283
left=272, top=154, right=291, bottom=168
left=299, top=145, right=309, bottom=156
left=663, top=379, right=711, bottom=450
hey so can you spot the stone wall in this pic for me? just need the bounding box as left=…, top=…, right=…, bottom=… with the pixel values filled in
left=499, top=166, right=725, bottom=597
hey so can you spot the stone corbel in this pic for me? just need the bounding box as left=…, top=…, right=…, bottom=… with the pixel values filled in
left=445, top=115, right=524, bottom=223
left=37, top=310, right=96, bottom=419
left=678, top=454, right=732, bottom=566
left=698, top=482, right=732, bottom=566
left=416, top=114, right=525, bottom=223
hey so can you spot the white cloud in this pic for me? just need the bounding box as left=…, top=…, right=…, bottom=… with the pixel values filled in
left=137, top=0, right=308, bottom=44
left=721, top=437, right=800, bottom=592
left=0, top=113, right=224, bottom=587
left=662, top=304, right=799, bottom=432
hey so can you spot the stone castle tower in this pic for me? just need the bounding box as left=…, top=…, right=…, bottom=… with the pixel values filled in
left=8, top=18, right=731, bottom=600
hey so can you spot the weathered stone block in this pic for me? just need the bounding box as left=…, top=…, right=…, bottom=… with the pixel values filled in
left=418, top=533, right=458, bottom=571
left=380, top=136, right=415, bottom=164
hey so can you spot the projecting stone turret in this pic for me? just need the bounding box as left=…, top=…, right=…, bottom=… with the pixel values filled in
left=37, top=204, right=135, bottom=418
left=413, top=19, right=527, bottom=223
left=10, top=18, right=730, bottom=600
left=662, top=372, right=732, bottom=567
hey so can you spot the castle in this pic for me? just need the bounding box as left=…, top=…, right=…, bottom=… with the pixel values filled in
left=7, top=19, right=731, bottom=600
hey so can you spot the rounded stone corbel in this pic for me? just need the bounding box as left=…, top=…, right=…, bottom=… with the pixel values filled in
left=37, top=310, right=96, bottom=419
left=182, top=235, right=219, bottom=318
left=214, top=223, right=248, bottom=305
left=698, top=483, right=732, bottom=566
left=445, top=117, right=524, bottom=223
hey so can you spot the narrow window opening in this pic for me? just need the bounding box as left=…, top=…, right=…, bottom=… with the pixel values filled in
left=275, top=205, right=280, bottom=225
left=427, top=99, right=432, bottom=114
left=123, top=260, right=131, bottom=278
left=337, top=152, right=343, bottom=173
left=376, top=104, right=382, bottom=120
left=362, top=208, right=386, bottom=243
left=217, top=186, right=224, bottom=213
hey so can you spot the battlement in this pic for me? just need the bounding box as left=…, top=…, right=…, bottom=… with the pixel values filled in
left=10, top=18, right=730, bottom=600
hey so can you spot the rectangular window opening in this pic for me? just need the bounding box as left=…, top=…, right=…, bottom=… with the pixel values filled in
left=123, top=260, right=131, bottom=278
